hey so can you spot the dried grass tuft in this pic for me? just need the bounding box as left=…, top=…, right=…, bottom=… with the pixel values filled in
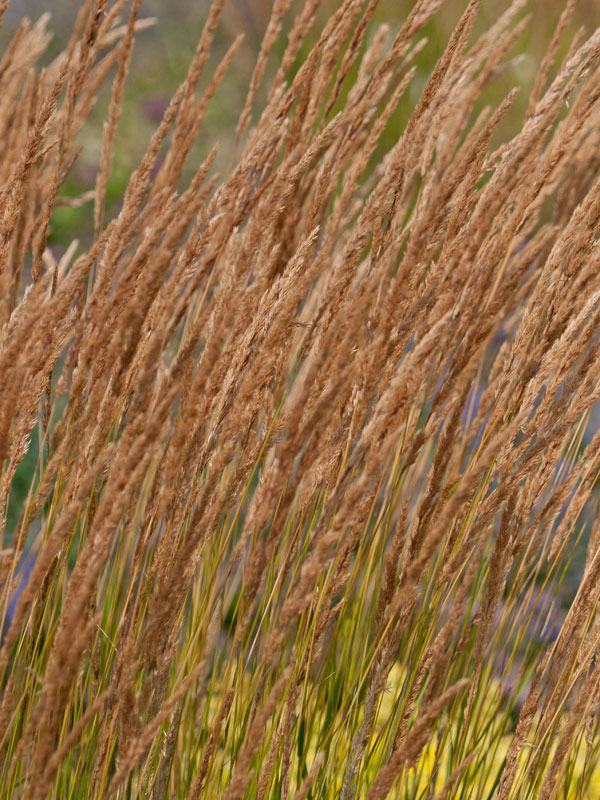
left=1, top=0, right=600, bottom=798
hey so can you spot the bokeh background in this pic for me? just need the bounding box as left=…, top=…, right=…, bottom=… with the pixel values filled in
left=4, top=0, right=600, bottom=254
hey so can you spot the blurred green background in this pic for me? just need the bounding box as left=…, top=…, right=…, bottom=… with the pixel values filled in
left=2, top=0, right=600, bottom=255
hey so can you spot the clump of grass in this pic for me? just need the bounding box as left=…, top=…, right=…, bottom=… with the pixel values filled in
left=2, top=0, right=600, bottom=798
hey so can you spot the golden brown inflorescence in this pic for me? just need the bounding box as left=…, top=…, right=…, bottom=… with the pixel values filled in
left=1, top=0, right=600, bottom=798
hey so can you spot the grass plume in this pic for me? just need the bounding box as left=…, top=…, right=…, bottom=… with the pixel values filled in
left=1, top=1, right=600, bottom=798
